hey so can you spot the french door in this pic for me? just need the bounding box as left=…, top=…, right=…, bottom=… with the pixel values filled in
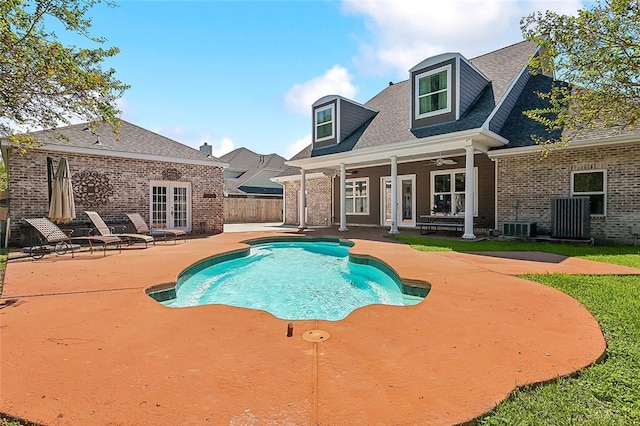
left=150, top=181, right=191, bottom=232
left=381, top=174, right=416, bottom=227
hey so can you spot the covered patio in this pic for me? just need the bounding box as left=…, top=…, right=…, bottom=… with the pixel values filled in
left=285, top=128, right=506, bottom=238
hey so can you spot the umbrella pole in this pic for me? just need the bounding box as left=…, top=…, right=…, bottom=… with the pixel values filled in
left=47, top=157, right=54, bottom=203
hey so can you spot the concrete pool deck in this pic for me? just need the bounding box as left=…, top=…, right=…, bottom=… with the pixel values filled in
left=1, top=228, right=639, bottom=425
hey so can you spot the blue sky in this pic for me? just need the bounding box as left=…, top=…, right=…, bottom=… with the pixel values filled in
left=83, top=0, right=585, bottom=159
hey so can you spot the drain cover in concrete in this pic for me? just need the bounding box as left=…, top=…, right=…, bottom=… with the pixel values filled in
left=302, top=329, right=330, bottom=342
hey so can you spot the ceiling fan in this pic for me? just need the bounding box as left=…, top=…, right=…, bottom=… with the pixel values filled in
left=428, top=154, right=457, bottom=167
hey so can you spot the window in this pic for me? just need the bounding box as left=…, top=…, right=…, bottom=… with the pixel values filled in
left=430, top=168, right=477, bottom=215
left=345, top=178, right=369, bottom=215
left=571, top=170, right=606, bottom=216
left=315, top=105, right=334, bottom=141
left=415, top=65, right=451, bottom=119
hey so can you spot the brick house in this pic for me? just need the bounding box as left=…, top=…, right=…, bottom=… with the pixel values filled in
left=274, top=41, right=640, bottom=244
left=1, top=120, right=227, bottom=246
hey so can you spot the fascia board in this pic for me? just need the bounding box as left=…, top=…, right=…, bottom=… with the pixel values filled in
left=27, top=143, right=229, bottom=168
left=286, top=128, right=507, bottom=169
left=488, top=134, right=640, bottom=158
left=271, top=172, right=328, bottom=183
left=482, top=45, right=541, bottom=130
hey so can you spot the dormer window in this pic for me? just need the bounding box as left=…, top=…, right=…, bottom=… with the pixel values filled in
left=315, top=105, right=335, bottom=142
left=415, top=64, right=451, bottom=119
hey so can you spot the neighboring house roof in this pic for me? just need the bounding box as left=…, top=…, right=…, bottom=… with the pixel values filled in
left=221, top=147, right=286, bottom=196
left=1, top=120, right=227, bottom=167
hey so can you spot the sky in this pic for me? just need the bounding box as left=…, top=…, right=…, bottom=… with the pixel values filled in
left=79, top=0, right=586, bottom=160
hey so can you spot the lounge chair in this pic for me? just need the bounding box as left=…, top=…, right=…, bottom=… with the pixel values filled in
left=126, top=213, right=187, bottom=244
left=85, top=211, right=155, bottom=248
left=23, top=217, right=122, bottom=259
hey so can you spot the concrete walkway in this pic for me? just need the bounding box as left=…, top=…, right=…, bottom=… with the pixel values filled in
left=1, top=228, right=638, bottom=425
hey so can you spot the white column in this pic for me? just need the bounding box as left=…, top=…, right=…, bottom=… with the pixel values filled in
left=339, top=163, right=348, bottom=231
left=299, top=168, right=306, bottom=229
left=462, top=145, right=476, bottom=239
left=389, top=156, right=399, bottom=234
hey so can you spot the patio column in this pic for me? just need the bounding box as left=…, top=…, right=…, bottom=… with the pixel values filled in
left=389, top=156, right=399, bottom=234
left=462, top=145, right=476, bottom=239
left=339, top=163, right=348, bottom=231
left=299, top=168, right=306, bottom=229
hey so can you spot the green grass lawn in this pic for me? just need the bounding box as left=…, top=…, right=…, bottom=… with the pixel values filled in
left=2, top=240, right=639, bottom=424
left=394, top=236, right=640, bottom=423
left=393, top=235, right=640, bottom=268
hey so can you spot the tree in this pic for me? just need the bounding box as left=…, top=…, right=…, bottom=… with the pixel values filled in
left=521, top=0, right=639, bottom=149
left=0, top=0, right=128, bottom=152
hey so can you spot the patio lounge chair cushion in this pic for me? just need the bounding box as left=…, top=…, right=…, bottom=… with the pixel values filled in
left=85, top=211, right=155, bottom=248
left=126, top=213, right=187, bottom=244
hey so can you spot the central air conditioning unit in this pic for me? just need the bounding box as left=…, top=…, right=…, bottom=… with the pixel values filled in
left=503, top=221, right=537, bottom=237
left=551, top=197, right=591, bottom=239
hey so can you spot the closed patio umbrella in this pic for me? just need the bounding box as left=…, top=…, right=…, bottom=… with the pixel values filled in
left=48, top=158, right=76, bottom=224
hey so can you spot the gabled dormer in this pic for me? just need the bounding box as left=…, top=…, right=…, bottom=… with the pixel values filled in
left=312, top=95, right=377, bottom=149
left=410, top=53, right=490, bottom=129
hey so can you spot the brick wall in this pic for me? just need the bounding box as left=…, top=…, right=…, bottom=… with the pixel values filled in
left=7, top=148, right=224, bottom=245
left=283, top=176, right=332, bottom=226
left=496, top=142, right=640, bottom=244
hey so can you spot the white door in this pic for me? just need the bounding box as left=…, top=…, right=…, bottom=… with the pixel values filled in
left=150, top=181, right=191, bottom=231
left=381, top=175, right=416, bottom=227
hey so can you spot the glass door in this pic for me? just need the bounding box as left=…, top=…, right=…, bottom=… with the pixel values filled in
left=381, top=174, right=416, bottom=227
left=150, top=181, right=191, bottom=231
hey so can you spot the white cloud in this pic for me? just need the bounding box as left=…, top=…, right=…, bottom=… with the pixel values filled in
left=284, top=65, right=358, bottom=114
left=210, top=136, right=235, bottom=157
left=284, top=134, right=311, bottom=160
left=341, top=0, right=584, bottom=77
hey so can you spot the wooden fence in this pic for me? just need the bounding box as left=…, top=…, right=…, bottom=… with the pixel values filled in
left=224, top=197, right=283, bottom=223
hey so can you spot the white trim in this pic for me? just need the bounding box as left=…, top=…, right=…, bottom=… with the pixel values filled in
left=455, top=57, right=461, bottom=120
left=410, top=53, right=491, bottom=82
left=429, top=167, right=478, bottom=216
left=415, top=64, right=452, bottom=119
left=487, top=134, right=640, bottom=158
left=271, top=172, right=327, bottom=183
left=336, top=98, right=341, bottom=143
left=482, top=45, right=540, bottom=131
left=312, top=95, right=378, bottom=113
left=28, top=143, right=228, bottom=168
left=286, top=127, right=507, bottom=170
left=345, top=177, right=370, bottom=215
left=570, top=169, right=607, bottom=217
left=314, top=104, right=335, bottom=142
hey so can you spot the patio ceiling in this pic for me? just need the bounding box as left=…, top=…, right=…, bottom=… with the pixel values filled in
left=286, top=127, right=507, bottom=171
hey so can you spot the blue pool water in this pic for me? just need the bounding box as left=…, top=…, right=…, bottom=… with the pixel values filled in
left=163, top=240, right=424, bottom=320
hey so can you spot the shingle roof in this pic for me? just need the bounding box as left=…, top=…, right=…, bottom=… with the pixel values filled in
left=295, top=41, right=537, bottom=161
left=469, top=41, right=536, bottom=103
left=221, top=147, right=286, bottom=195
left=16, top=120, right=223, bottom=162
left=499, top=74, right=640, bottom=148
left=497, top=74, right=562, bottom=148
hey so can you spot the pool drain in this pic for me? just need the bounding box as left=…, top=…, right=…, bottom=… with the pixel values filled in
left=302, top=329, right=330, bottom=342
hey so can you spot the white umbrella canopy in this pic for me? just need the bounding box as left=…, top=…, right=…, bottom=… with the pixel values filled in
left=48, top=158, right=76, bottom=224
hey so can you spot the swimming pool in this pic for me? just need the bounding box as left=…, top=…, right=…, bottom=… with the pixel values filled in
left=155, top=239, right=427, bottom=321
